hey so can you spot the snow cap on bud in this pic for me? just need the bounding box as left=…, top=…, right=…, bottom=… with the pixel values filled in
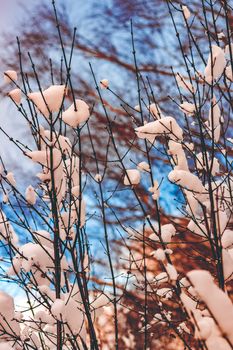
left=137, top=161, right=150, bottom=172
left=4, top=70, right=17, bottom=84
left=8, top=88, right=21, bottom=104
left=182, top=5, right=191, bottom=20
left=153, top=248, right=166, bottom=261
left=124, top=169, right=140, bottom=185
left=25, top=185, right=37, bottom=205
left=6, top=172, right=16, bottom=187
left=62, top=99, right=90, bottom=127
left=100, top=79, right=109, bottom=89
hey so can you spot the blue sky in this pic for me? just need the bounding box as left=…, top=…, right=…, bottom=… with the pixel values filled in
left=0, top=0, right=34, bottom=31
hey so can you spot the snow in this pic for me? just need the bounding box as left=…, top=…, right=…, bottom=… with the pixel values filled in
left=225, top=44, right=233, bottom=56
left=60, top=199, right=86, bottom=230
left=0, top=291, right=14, bottom=319
left=34, top=230, right=52, bottom=248
left=196, top=317, right=213, bottom=340
left=91, top=293, right=109, bottom=315
left=153, top=248, right=166, bottom=261
left=0, top=342, right=14, bottom=350
left=196, top=152, right=219, bottom=175
left=182, top=5, right=191, bottom=20
left=79, top=199, right=86, bottom=228
left=187, top=269, right=233, bottom=346
left=19, top=242, right=53, bottom=272
left=157, top=288, right=172, bottom=299
left=222, top=249, right=233, bottom=281
left=165, top=263, right=178, bottom=281
left=25, top=185, right=37, bottom=205
left=62, top=99, right=90, bottom=127
left=71, top=185, right=80, bottom=197
left=180, top=291, right=198, bottom=318
left=178, top=322, right=190, bottom=334
left=62, top=291, right=86, bottom=336
left=100, top=79, right=109, bottom=89
left=217, top=32, right=225, bottom=39
left=2, top=193, right=8, bottom=204
left=4, top=70, right=17, bottom=84
left=65, top=156, right=80, bottom=187
left=179, top=102, right=196, bottom=116
left=185, top=190, right=200, bottom=215
left=6, top=172, right=16, bottom=187
left=0, top=210, right=18, bottom=245
left=26, top=150, right=48, bottom=165
left=38, top=285, right=56, bottom=300
left=168, top=140, right=189, bottom=171
left=36, top=172, right=50, bottom=182
left=180, top=277, right=190, bottom=288
left=164, top=248, right=173, bottom=255
left=135, top=116, right=183, bottom=143
left=154, top=272, right=168, bottom=285
left=137, top=161, right=150, bottom=172
left=94, top=173, right=102, bottom=182
left=28, top=85, right=66, bottom=118
left=187, top=220, right=207, bottom=238
left=122, top=332, right=135, bottom=348
left=176, top=73, right=193, bottom=92
left=161, top=224, right=176, bottom=243
left=185, top=142, right=194, bottom=151
left=51, top=299, right=66, bottom=320
left=148, top=103, right=163, bottom=119
left=149, top=231, right=158, bottom=241
left=208, top=97, right=221, bottom=142
left=221, top=229, right=233, bottom=248
left=9, top=241, right=68, bottom=286
left=0, top=291, right=20, bottom=341
left=41, top=325, right=57, bottom=349
left=206, top=336, right=232, bottom=350
left=168, top=169, right=205, bottom=196
left=217, top=211, right=228, bottom=235
left=27, top=148, right=65, bottom=204
left=8, top=88, right=21, bottom=104
left=154, top=313, right=163, bottom=322
left=225, top=66, right=233, bottom=81
left=124, top=169, right=140, bottom=185
left=204, top=45, right=226, bottom=84
left=56, top=135, right=72, bottom=155
left=149, top=181, right=160, bottom=200
left=35, top=309, right=54, bottom=325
